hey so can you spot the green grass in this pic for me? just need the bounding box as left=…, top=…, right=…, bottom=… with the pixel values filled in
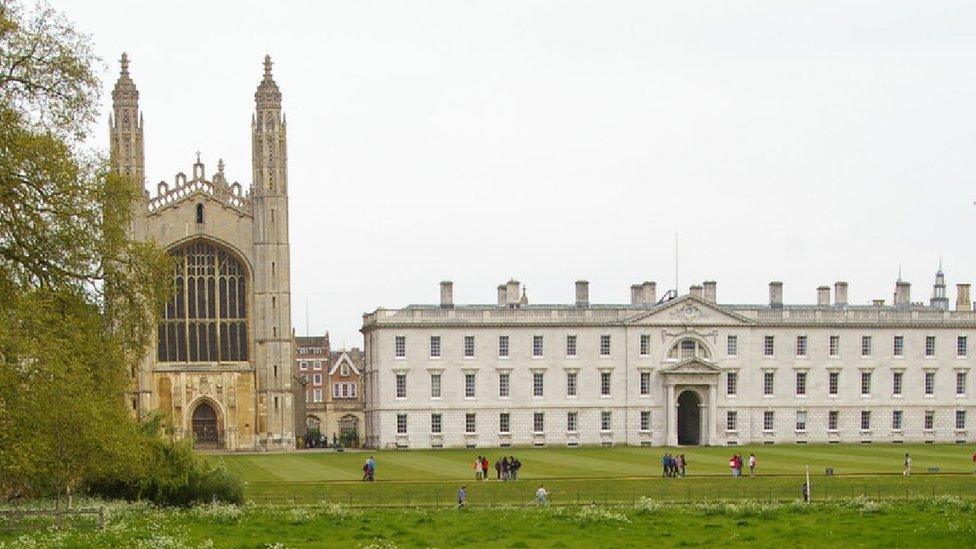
left=4, top=498, right=976, bottom=548
left=219, top=443, right=976, bottom=506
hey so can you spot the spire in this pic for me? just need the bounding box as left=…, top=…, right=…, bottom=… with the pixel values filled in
left=931, top=260, right=949, bottom=310
left=109, top=51, right=144, bottom=185
left=255, top=54, right=281, bottom=110
left=112, top=52, right=139, bottom=107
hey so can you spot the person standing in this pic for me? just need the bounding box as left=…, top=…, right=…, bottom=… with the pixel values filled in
left=679, top=454, right=687, bottom=477
left=457, top=486, right=467, bottom=508
left=367, top=455, right=376, bottom=481
left=495, top=458, right=502, bottom=480
left=535, top=484, right=549, bottom=506
left=482, top=456, right=490, bottom=481
left=474, top=457, right=482, bottom=480
left=501, top=456, right=509, bottom=480
left=903, top=453, right=912, bottom=476
left=748, top=453, right=757, bottom=477
left=729, top=455, right=736, bottom=477
left=972, top=451, right=976, bottom=474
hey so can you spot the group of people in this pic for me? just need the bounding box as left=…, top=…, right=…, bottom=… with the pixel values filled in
left=729, top=453, right=757, bottom=477
left=361, top=455, right=376, bottom=481
left=661, top=453, right=687, bottom=477
left=303, top=431, right=339, bottom=450
left=473, top=455, right=523, bottom=480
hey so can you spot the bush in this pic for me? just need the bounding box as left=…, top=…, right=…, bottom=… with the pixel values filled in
left=86, top=413, right=244, bottom=506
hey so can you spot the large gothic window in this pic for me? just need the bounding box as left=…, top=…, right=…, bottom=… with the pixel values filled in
left=157, top=241, right=249, bottom=362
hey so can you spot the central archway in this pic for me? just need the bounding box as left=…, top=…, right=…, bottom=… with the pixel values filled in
left=677, top=390, right=701, bottom=445
left=191, top=401, right=220, bottom=449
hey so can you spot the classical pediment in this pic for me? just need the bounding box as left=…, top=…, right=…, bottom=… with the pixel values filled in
left=626, top=295, right=754, bottom=326
left=660, top=357, right=722, bottom=376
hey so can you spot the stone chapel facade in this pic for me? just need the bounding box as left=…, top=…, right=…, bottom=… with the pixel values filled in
left=110, top=54, right=295, bottom=450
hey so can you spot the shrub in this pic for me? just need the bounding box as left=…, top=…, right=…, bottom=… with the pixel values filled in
left=86, top=414, right=244, bottom=506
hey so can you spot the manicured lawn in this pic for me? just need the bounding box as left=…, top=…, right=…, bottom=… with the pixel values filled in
left=220, top=444, right=976, bottom=506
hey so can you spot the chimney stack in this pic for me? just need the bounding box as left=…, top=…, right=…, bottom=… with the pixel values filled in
left=834, top=281, right=848, bottom=306
left=703, top=281, right=717, bottom=303
left=690, top=285, right=704, bottom=299
left=769, top=281, right=783, bottom=308
left=817, top=286, right=831, bottom=306
left=506, top=279, right=520, bottom=306
left=630, top=284, right=643, bottom=305
left=957, top=284, right=972, bottom=311
left=439, top=281, right=453, bottom=308
left=497, top=284, right=507, bottom=306
left=894, top=281, right=911, bottom=307
left=575, top=280, right=589, bottom=307
left=643, top=281, right=657, bottom=305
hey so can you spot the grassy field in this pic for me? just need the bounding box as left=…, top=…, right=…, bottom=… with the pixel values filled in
left=220, top=443, right=976, bottom=506
left=3, top=497, right=976, bottom=548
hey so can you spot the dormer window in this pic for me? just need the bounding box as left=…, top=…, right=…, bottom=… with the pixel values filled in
left=667, top=338, right=711, bottom=360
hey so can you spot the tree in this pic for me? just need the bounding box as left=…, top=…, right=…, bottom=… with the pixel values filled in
left=0, top=1, right=169, bottom=501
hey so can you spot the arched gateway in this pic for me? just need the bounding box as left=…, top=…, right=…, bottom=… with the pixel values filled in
left=677, top=390, right=702, bottom=445
left=662, top=356, right=722, bottom=446
left=192, top=401, right=220, bottom=449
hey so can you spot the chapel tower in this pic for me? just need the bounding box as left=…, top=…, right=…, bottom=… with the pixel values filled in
left=109, top=52, right=148, bottom=240
left=251, top=55, right=295, bottom=445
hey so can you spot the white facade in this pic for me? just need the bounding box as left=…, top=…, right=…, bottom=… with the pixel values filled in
left=362, top=278, right=976, bottom=448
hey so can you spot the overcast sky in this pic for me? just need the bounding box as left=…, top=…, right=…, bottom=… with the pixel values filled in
left=55, top=0, right=976, bottom=348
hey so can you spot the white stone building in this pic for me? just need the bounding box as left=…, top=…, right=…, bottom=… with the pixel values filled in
left=111, top=54, right=296, bottom=450
left=362, top=274, right=976, bottom=448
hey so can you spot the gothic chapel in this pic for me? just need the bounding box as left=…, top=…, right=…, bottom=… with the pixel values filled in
left=110, top=54, right=295, bottom=450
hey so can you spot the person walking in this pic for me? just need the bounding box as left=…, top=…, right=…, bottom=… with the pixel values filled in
left=535, top=484, right=549, bottom=506
left=457, top=486, right=467, bottom=508
left=367, top=456, right=376, bottom=481
left=495, top=458, right=502, bottom=480
left=501, top=456, right=510, bottom=480
left=679, top=454, right=687, bottom=477
left=362, top=460, right=370, bottom=481
left=748, top=453, right=757, bottom=477
left=482, top=456, right=490, bottom=481
left=474, top=457, right=483, bottom=480
left=661, top=453, right=668, bottom=478
left=903, top=453, right=912, bottom=476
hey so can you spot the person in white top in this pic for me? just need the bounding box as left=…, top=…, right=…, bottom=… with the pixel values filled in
left=748, top=453, right=757, bottom=477
left=903, top=453, right=912, bottom=476
left=535, top=484, right=549, bottom=506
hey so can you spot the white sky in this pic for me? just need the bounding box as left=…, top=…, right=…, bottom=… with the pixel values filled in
left=55, top=0, right=976, bottom=348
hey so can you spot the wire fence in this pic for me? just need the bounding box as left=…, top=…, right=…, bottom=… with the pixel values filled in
left=246, top=474, right=976, bottom=508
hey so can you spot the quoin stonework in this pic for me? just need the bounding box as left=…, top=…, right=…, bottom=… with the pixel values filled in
left=362, top=275, right=976, bottom=449
left=111, top=54, right=295, bottom=450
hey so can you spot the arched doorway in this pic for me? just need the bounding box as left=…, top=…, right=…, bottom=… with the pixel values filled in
left=339, top=415, right=360, bottom=448
left=192, top=401, right=220, bottom=449
left=677, top=390, right=701, bottom=445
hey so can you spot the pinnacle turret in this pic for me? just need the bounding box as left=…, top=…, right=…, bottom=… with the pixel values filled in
left=255, top=54, right=281, bottom=110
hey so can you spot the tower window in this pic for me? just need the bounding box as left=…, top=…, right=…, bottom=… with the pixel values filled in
left=196, top=203, right=204, bottom=224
